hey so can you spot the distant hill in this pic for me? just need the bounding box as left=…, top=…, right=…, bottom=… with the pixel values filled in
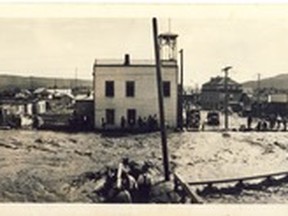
left=0, top=74, right=92, bottom=91
left=242, top=73, right=288, bottom=90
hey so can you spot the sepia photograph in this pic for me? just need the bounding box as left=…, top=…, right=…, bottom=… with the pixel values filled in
left=1, top=4, right=288, bottom=213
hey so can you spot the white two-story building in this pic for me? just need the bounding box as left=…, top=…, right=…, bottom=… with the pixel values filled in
left=93, top=32, right=179, bottom=130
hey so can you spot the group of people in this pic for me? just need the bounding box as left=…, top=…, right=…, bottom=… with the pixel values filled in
left=120, top=115, right=159, bottom=132
left=101, top=114, right=159, bottom=132
left=97, top=158, right=153, bottom=203
left=247, top=113, right=288, bottom=131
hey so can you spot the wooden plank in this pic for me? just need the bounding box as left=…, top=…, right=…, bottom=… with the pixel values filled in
left=174, top=173, right=204, bottom=204
left=187, top=171, right=288, bottom=186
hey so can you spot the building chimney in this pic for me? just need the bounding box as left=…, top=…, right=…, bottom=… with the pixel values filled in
left=124, top=54, right=130, bottom=66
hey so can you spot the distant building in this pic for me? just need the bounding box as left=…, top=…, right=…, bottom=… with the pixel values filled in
left=72, top=86, right=92, bottom=97
left=73, top=95, right=94, bottom=129
left=182, top=91, right=201, bottom=111
left=47, top=88, right=72, bottom=96
left=15, top=89, right=32, bottom=100
left=256, top=93, right=288, bottom=116
left=93, top=32, right=179, bottom=130
left=200, top=76, right=243, bottom=110
left=34, top=88, right=52, bottom=99
left=268, top=93, right=288, bottom=103
left=0, top=99, right=34, bottom=128
left=0, top=99, right=33, bottom=116
left=33, top=99, right=47, bottom=114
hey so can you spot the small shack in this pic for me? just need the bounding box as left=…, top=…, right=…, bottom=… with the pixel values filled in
left=0, top=99, right=34, bottom=128
left=73, top=95, right=94, bottom=130
left=33, top=99, right=47, bottom=115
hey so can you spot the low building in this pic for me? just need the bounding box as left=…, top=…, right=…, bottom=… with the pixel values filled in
left=47, top=88, right=72, bottom=96
left=72, top=86, right=92, bottom=97
left=0, top=99, right=34, bottom=128
left=183, top=91, right=201, bottom=111
left=33, top=99, right=47, bottom=115
left=268, top=93, right=288, bottom=103
left=0, top=99, right=33, bottom=116
left=261, top=93, right=288, bottom=116
left=73, top=95, right=94, bottom=129
left=34, top=88, right=52, bottom=99
left=200, top=76, right=243, bottom=110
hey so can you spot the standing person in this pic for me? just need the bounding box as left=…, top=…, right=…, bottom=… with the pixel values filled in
left=269, top=113, right=276, bottom=130
left=153, top=114, right=158, bottom=130
left=283, top=116, right=287, bottom=131
left=142, top=117, right=147, bottom=131
left=121, top=171, right=138, bottom=202
left=147, top=115, right=153, bottom=132
left=256, top=120, right=261, bottom=131
left=136, top=164, right=152, bottom=203
left=101, top=118, right=106, bottom=130
left=137, top=116, right=143, bottom=131
left=120, top=116, right=126, bottom=130
left=201, top=120, right=205, bottom=131
left=276, top=115, right=282, bottom=130
left=116, top=158, right=138, bottom=200
left=117, top=158, right=131, bottom=188
left=247, top=114, right=252, bottom=130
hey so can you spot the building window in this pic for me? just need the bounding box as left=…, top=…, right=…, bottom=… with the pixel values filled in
left=105, top=109, right=115, bottom=125
left=105, top=81, right=114, bottom=97
left=127, top=109, right=136, bottom=126
left=163, top=81, right=171, bottom=97
left=126, top=81, right=135, bottom=97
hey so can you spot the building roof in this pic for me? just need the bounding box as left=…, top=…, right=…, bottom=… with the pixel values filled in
left=75, top=94, right=93, bottom=101
left=94, top=59, right=177, bottom=67
left=202, top=76, right=241, bottom=88
left=34, top=87, right=49, bottom=95
left=0, top=99, right=33, bottom=106
left=158, top=32, right=179, bottom=39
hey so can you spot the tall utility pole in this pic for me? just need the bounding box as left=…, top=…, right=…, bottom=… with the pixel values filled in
left=179, top=49, right=184, bottom=130
left=152, top=17, right=170, bottom=181
left=257, top=73, right=261, bottom=117
left=75, top=67, right=78, bottom=89
left=222, top=66, right=232, bottom=131
left=29, top=76, right=34, bottom=91
left=54, top=78, right=57, bottom=89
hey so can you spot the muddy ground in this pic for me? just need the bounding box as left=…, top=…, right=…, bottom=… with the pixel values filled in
left=0, top=129, right=179, bottom=202
left=1, top=126, right=288, bottom=203
left=0, top=111, right=287, bottom=203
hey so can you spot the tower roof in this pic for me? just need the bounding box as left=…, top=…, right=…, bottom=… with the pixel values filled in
left=158, top=32, right=178, bottom=40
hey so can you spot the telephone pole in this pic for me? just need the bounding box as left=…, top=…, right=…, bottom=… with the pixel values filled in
left=179, top=49, right=184, bottom=130
left=222, top=66, right=232, bottom=131
left=152, top=17, right=170, bottom=181
left=257, top=73, right=261, bottom=117
left=75, top=67, right=78, bottom=89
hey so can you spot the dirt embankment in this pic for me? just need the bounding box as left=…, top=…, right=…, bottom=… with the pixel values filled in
left=0, top=130, right=182, bottom=202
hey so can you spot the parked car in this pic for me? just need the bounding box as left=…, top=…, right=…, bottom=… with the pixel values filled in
left=207, top=111, right=220, bottom=126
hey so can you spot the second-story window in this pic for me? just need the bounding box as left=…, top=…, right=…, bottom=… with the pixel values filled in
left=163, top=81, right=171, bottom=97
left=126, top=81, right=135, bottom=97
left=105, top=81, right=114, bottom=97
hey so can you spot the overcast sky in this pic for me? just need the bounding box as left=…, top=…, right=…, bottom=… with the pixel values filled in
left=1, top=5, right=288, bottom=86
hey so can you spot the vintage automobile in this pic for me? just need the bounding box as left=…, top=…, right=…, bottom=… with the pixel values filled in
left=207, top=111, right=220, bottom=126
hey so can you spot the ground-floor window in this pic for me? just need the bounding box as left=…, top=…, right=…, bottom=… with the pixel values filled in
left=105, top=109, right=115, bottom=125
left=127, top=109, right=136, bottom=126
